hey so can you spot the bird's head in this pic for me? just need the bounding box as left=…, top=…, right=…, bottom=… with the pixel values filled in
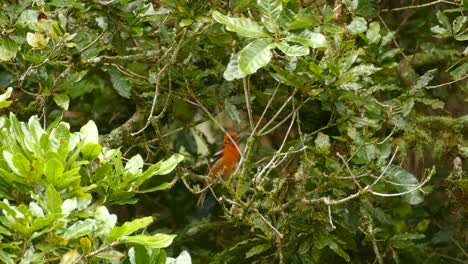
left=223, top=132, right=240, bottom=148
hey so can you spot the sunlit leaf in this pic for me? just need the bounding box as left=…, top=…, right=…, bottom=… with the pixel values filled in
left=238, top=38, right=274, bottom=74
left=212, top=11, right=269, bottom=38
left=109, top=217, right=153, bottom=241
left=121, top=234, right=176, bottom=248
left=276, top=42, right=309, bottom=56
left=347, top=16, right=367, bottom=34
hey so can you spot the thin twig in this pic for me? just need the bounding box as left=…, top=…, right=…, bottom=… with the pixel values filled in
left=131, top=30, right=187, bottom=136
left=426, top=75, right=468, bottom=89
left=381, top=0, right=458, bottom=12
left=243, top=78, right=254, bottom=130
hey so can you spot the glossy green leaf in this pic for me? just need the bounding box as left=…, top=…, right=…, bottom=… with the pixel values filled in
left=223, top=53, right=246, bottom=81
left=449, top=62, right=468, bottom=79
left=276, top=42, right=309, bottom=56
left=390, top=233, right=425, bottom=241
left=121, top=234, right=176, bottom=248
left=63, top=219, right=96, bottom=240
left=53, top=94, right=70, bottom=110
left=12, top=153, right=30, bottom=177
left=366, top=22, right=381, bottom=44
left=258, top=0, right=282, bottom=33
left=81, top=143, right=102, bottom=161
left=245, top=243, right=271, bottom=258
left=46, top=185, right=62, bottom=214
left=109, top=216, right=153, bottom=241
left=386, top=165, right=424, bottom=205
left=95, top=249, right=125, bottom=260
left=45, top=159, right=64, bottom=186
left=212, top=11, right=269, bottom=38
left=286, top=30, right=328, bottom=48
left=0, top=87, right=13, bottom=110
left=166, top=251, right=191, bottom=264
left=80, top=120, right=99, bottom=145
left=0, top=38, right=18, bottom=62
left=225, top=99, right=241, bottom=123
left=436, top=10, right=451, bottom=30
left=347, top=16, right=367, bottom=34
left=238, top=38, right=274, bottom=74
left=153, top=153, right=184, bottom=175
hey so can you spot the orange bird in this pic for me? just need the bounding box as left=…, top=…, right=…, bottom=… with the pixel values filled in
left=197, top=132, right=240, bottom=207
left=207, top=131, right=241, bottom=180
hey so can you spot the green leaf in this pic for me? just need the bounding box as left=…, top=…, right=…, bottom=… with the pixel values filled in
left=212, top=11, right=269, bottom=38
left=95, top=249, right=125, bottom=260
left=0, top=87, right=13, bottom=109
left=60, top=249, right=80, bottom=264
left=452, top=16, right=467, bottom=34
left=315, top=132, right=330, bottom=153
left=258, top=0, right=282, bottom=33
left=390, top=233, right=425, bottom=241
left=350, top=64, right=382, bottom=76
left=286, top=30, right=328, bottom=48
left=449, top=62, right=468, bottom=80
left=53, top=94, right=69, bottom=110
left=56, top=71, right=88, bottom=90
left=63, top=219, right=96, bottom=240
left=121, top=234, right=176, bottom=248
left=45, top=159, right=64, bottom=186
left=223, top=53, right=246, bottom=81
left=80, top=120, right=99, bottom=145
left=128, top=246, right=150, bottom=264
left=12, top=153, right=31, bottom=177
left=436, top=10, right=451, bottom=30
left=225, top=99, right=241, bottom=123
left=0, top=38, right=18, bottom=62
left=27, top=32, right=49, bottom=48
left=412, top=68, right=437, bottom=91
left=328, top=241, right=350, bottom=262
left=81, top=143, right=102, bottom=161
left=238, top=38, right=274, bottom=74
left=245, top=243, right=271, bottom=258
left=455, top=33, right=468, bottom=41
left=125, top=155, right=144, bottom=175
left=366, top=22, right=381, bottom=44
left=0, top=250, right=15, bottom=264
left=356, top=0, right=377, bottom=19
left=166, top=251, right=191, bottom=264
left=386, top=165, right=424, bottom=205
left=153, top=153, right=184, bottom=175
left=276, top=42, right=309, bottom=56
left=136, top=182, right=172, bottom=193
left=347, top=16, right=367, bottom=34
left=109, top=68, right=132, bottom=98
left=362, top=202, right=392, bottom=224
left=109, top=216, right=154, bottom=241
left=46, top=185, right=62, bottom=214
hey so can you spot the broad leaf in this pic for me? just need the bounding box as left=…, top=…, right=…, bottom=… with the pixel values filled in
left=109, top=216, right=153, bottom=241
left=223, top=53, right=246, bottom=81
left=238, top=38, right=274, bottom=74
left=121, top=234, right=176, bottom=248
left=212, top=11, right=269, bottom=38
left=0, top=38, right=18, bottom=61
left=286, top=30, right=328, bottom=48
left=385, top=165, right=424, bottom=205
left=347, top=16, right=367, bottom=34
left=258, top=0, right=282, bottom=33
left=276, top=42, right=309, bottom=56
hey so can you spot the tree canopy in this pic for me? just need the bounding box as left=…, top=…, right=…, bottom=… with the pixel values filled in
left=0, top=0, right=466, bottom=263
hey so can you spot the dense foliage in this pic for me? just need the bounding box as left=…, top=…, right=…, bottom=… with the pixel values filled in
left=0, top=0, right=466, bottom=263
